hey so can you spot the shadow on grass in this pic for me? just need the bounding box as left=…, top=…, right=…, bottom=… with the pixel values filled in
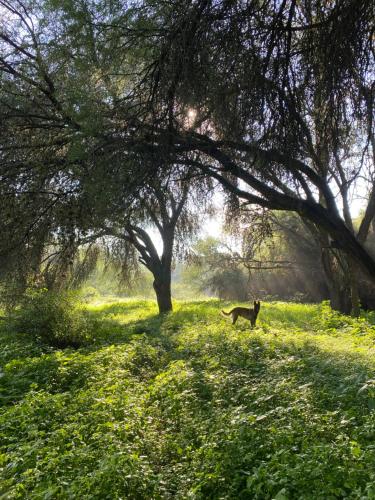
left=286, top=338, right=373, bottom=413
left=0, top=309, right=168, bottom=407
left=92, top=315, right=163, bottom=345
left=85, top=299, right=222, bottom=348
left=2, top=300, right=375, bottom=500
left=188, top=331, right=374, bottom=418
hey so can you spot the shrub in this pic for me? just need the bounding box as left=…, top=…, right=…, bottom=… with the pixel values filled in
left=10, top=289, right=90, bottom=348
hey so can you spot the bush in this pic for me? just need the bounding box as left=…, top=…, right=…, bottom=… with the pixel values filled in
left=10, top=289, right=90, bottom=348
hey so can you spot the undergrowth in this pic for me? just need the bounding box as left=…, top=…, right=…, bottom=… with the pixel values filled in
left=1, top=299, right=375, bottom=499
left=7, top=289, right=91, bottom=348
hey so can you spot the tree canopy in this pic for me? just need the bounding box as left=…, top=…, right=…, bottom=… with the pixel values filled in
left=1, top=0, right=374, bottom=313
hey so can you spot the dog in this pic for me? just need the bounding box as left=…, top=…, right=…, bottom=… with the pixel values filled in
left=222, top=300, right=260, bottom=327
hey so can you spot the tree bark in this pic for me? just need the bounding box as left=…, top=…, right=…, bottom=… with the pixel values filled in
left=155, top=230, right=174, bottom=314
left=320, top=247, right=351, bottom=314
left=147, top=228, right=174, bottom=314
left=118, top=221, right=175, bottom=315
left=153, top=270, right=172, bottom=313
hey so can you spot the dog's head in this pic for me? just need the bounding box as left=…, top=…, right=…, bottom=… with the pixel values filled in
left=253, top=300, right=261, bottom=315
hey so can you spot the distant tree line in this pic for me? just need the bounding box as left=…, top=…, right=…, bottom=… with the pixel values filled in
left=180, top=213, right=375, bottom=309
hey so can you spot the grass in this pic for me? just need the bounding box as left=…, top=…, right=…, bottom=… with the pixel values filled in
left=1, top=299, right=375, bottom=499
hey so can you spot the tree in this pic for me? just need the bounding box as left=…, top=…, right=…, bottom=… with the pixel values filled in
left=129, top=0, right=375, bottom=314
left=248, top=212, right=329, bottom=302
left=0, top=0, right=154, bottom=298
left=99, top=171, right=202, bottom=313
left=0, top=0, right=206, bottom=312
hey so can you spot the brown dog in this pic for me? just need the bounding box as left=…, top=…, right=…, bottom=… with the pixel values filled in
left=222, top=300, right=260, bottom=327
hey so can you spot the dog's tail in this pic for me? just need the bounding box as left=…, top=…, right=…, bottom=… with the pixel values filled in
left=221, top=309, right=232, bottom=316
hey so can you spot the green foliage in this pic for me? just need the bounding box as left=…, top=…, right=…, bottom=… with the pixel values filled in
left=1, top=299, right=375, bottom=498
left=182, top=237, right=249, bottom=300
left=316, top=301, right=375, bottom=338
left=9, top=289, right=91, bottom=348
left=84, top=257, right=155, bottom=298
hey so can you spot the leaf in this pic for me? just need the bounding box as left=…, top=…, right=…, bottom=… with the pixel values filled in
left=274, top=488, right=289, bottom=500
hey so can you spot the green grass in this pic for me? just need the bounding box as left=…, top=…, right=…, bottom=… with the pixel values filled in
left=1, top=299, right=375, bottom=499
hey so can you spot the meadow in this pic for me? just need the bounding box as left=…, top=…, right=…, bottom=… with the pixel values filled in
left=1, top=299, right=375, bottom=499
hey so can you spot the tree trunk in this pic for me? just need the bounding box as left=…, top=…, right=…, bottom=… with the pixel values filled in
left=152, top=227, right=174, bottom=314
left=125, top=222, right=175, bottom=314
left=153, top=271, right=172, bottom=314
left=299, top=201, right=375, bottom=282
left=320, top=247, right=351, bottom=314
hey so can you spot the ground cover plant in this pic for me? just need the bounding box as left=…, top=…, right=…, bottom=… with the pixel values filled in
left=1, top=299, right=375, bottom=499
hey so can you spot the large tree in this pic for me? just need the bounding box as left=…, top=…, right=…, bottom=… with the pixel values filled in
left=95, top=169, right=203, bottom=313
left=130, top=0, right=375, bottom=313
left=0, top=0, right=152, bottom=297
